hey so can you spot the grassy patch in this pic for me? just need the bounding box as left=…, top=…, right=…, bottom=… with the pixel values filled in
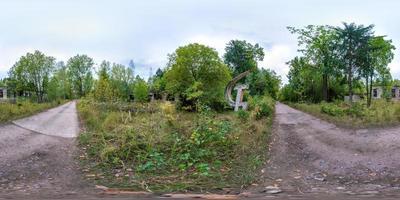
left=290, top=100, right=400, bottom=128
left=0, top=99, right=67, bottom=123
left=77, top=98, right=273, bottom=192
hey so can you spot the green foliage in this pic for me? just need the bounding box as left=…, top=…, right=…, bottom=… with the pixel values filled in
left=0, top=100, right=64, bottom=122
left=77, top=99, right=273, bottom=191
left=288, top=25, right=342, bottom=101
left=249, top=95, right=275, bottom=120
left=164, top=43, right=231, bottom=110
left=46, top=61, right=73, bottom=101
left=8, top=50, right=55, bottom=102
left=246, top=68, right=281, bottom=99
left=283, top=22, right=395, bottom=106
left=224, top=40, right=265, bottom=76
left=133, top=77, right=149, bottom=102
left=293, top=100, right=400, bottom=128
left=93, top=61, right=114, bottom=102
left=321, top=103, right=345, bottom=116
left=236, top=110, right=250, bottom=121
left=110, top=63, right=134, bottom=99
left=67, top=54, right=94, bottom=97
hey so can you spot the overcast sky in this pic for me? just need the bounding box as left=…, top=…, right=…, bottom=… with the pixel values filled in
left=1, top=0, right=400, bottom=83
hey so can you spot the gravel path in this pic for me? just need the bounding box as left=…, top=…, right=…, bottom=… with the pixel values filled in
left=247, top=102, right=400, bottom=198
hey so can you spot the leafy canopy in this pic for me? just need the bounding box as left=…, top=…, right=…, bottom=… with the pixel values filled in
left=224, top=40, right=264, bottom=76
left=165, top=43, right=231, bottom=110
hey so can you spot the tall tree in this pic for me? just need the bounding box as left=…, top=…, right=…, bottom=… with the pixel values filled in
left=359, top=36, right=395, bottom=106
left=8, top=50, right=55, bottom=102
left=246, top=68, right=281, bottom=99
left=288, top=25, right=341, bottom=101
left=224, top=40, right=265, bottom=76
left=165, top=43, right=231, bottom=110
left=110, top=63, right=134, bottom=99
left=93, top=61, right=114, bottom=102
left=67, top=54, right=94, bottom=97
left=336, top=23, right=374, bottom=102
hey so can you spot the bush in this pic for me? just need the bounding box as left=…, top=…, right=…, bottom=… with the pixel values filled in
left=133, top=78, right=149, bottom=102
left=345, top=102, right=365, bottom=117
left=249, top=95, right=275, bottom=119
left=236, top=110, right=250, bottom=121
left=321, top=103, right=345, bottom=116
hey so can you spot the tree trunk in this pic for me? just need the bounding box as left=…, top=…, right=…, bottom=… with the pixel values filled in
left=366, top=76, right=370, bottom=107
left=322, top=74, right=328, bottom=102
left=348, top=63, right=353, bottom=103
left=368, top=73, right=373, bottom=107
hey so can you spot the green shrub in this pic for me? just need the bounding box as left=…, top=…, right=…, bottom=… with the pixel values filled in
left=249, top=95, right=275, bottom=119
left=321, top=103, right=345, bottom=116
left=236, top=110, right=250, bottom=121
left=345, top=102, right=365, bottom=117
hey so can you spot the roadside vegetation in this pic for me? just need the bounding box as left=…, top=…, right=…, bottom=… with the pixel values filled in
left=0, top=99, right=65, bottom=123
left=77, top=98, right=274, bottom=191
left=280, top=22, right=399, bottom=127
left=291, top=100, right=400, bottom=128
left=75, top=41, right=279, bottom=192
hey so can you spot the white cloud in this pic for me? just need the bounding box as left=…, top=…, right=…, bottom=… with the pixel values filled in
left=389, top=59, right=400, bottom=80
left=260, top=44, right=297, bottom=84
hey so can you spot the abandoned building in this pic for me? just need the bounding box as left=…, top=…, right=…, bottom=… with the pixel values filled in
left=372, top=86, right=400, bottom=100
left=0, top=87, right=7, bottom=100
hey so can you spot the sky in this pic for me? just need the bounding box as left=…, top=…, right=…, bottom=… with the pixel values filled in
left=1, top=0, right=400, bottom=84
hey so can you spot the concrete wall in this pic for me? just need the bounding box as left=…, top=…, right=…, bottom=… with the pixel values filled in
left=372, top=86, right=400, bottom=100
left=0, top=88, right=7, bottom=100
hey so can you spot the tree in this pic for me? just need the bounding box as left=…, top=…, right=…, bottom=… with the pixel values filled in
left=336, top=23, right=374, bottom=102
left=165, top=43, right=231, bottom=110
left=359, top=36, right=395, bottom=106
left=246, top=68, right=281, bottom=99
left=47, top=61, right=72, bottom=101
left=110, top=63, right=134, bottom=99
left=224, top=40, right=264, bottom=76
left=133, top=76, right=149, bottom=102
left=288, top=25, right=341, bottom=101
left=8, top=50, right=55, bottom=102
left=149, top=68, right=167, bottom=99
left=67, top=54, right=94, bottom=97
left=93, top=61, right=114, bottom=102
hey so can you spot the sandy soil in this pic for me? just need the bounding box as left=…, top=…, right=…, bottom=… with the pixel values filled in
left=246, top=102, right=400, bottom=198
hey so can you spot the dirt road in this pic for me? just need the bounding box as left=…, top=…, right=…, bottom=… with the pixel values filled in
left=0, top=101, right=91, bottom=197
left=248, top=102, right=400, bottom=197
left=3, top=101, right=400, bottom=199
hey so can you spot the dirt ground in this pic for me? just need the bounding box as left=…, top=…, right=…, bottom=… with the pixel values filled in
left=0, top=102, right=94, bottom=198
left=245, top=102, right=400, bottom=198
left=3, top=101, right=400, bottom=199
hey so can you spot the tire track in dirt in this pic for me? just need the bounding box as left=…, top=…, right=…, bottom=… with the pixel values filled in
left=247, top=102, right=400, bottom=197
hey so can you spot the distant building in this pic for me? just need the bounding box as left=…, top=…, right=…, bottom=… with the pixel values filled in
left=372, top=86, right=400, bottom=100
left=0, top=87, right=7, bottom=100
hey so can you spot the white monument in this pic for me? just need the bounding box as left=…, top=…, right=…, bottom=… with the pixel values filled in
left=225, top=71, right=250, bottom=112
left=234, top=84, right=248, bottom=111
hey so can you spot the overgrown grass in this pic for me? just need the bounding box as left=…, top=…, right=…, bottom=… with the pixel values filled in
left=0, top=99, right=66, bottom=123
left=291, top=100, right=400, bottom=128
left=77, top=98, right=274, bottom=192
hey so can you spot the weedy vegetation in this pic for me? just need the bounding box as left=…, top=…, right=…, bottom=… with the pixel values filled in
left=291, top=100, right=400, bottom=128
left=77, top=97, right=274, bottom=192
left=0, top=99, right=66, bottom=123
